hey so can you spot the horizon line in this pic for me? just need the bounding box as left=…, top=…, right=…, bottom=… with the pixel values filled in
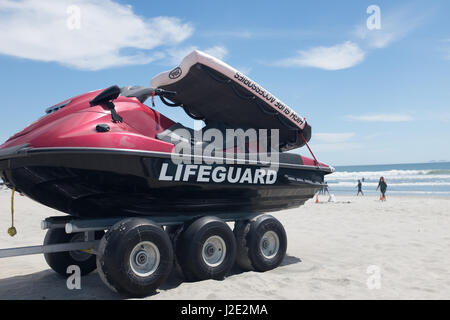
left=333, top=160, right=450, bottom=167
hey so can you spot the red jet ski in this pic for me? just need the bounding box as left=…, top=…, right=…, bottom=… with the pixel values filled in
left=0, top=50, right=334, bottom=297
left=0, top=50, right=332, bottom=219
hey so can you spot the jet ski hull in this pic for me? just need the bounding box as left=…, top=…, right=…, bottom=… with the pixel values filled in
left=0, top=146, right=330, bottom=218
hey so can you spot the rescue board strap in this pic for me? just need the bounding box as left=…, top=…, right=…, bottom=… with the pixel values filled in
left=300, top=133, right=319, bottom=167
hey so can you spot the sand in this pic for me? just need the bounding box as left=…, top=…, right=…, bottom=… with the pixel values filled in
left=0, top=189, right=449, bottom=300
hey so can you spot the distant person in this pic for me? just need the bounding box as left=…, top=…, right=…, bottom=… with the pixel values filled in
left=376, top=176, right=387, bottom=201
left=356, top=179, right=364, bottom=196
left=319, top=182, right=329, bottom=195
left=323, top=182, right=330, bottom=195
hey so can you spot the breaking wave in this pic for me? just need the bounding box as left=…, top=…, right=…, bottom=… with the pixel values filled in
left=329, top=169, right=450, bottom=181
left=326, top=163, right=450, bottom=196
left=424, top=169, right=450, bottom=175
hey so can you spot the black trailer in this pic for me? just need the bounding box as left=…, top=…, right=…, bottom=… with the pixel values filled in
left=0, top=212, right=287, bottom=297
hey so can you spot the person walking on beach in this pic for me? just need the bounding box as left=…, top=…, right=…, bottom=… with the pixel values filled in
left=376, top=176, right=387, bottom=201
left=323, top=182, right=330, bottom=195
left=356, top=179, right=364, bottom=196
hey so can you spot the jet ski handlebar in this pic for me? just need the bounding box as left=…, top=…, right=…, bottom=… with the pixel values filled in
left=153, top=88, right=176, bottom=97
left=120, top=86, right=176, bottom=103
left=89, top=85, right=179, bottom=123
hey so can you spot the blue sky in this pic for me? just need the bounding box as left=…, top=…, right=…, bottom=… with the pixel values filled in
left=0, top=0, right=449, bottom=165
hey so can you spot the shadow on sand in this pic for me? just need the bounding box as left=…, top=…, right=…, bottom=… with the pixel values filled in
left=0, top=255, right=301, bottom=300
left=160, top=254, right=301, bottom=291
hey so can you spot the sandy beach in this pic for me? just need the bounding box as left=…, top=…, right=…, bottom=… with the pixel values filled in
left=0, top=189, right=449, bottom=300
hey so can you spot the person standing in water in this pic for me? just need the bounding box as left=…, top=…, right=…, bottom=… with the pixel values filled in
left=356, top=179, right=364, bottom=196
left=376, top=176, right=387, bottom=201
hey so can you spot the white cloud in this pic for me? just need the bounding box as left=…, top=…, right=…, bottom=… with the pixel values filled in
left=272, top=5, right=429, bottom=72
left=201, top=30, right=254, bottom=39
left=310, top=132, right=360, bottom=153
left=166, top=45, right=228, bottom=65
left=275, top=41, right=365, bottom=71
left=235, top=66, right=252, bottom=75
left=310, top=142, right=363, bottom=153
left=314, top=133, right=355, bottom=143
left=203, top=46, right=228, bottom=60
left=0, top=0, right=193, bottom=70
left=346, top=114, right=414, bottom=122
left=200, top=29, right=316, bottom=40
left=166, top=46, right=197, bottom=65
left=354, top=6, right=426, bottom=49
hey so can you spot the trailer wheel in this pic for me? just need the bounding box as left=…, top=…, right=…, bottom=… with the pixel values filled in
left=43, top=228, right=104, bottom=277
left=96, top=218, right=173, bottom=297
left=176, top=216, right=236, bottom=281
left=234, top=215, right=287, bottom=272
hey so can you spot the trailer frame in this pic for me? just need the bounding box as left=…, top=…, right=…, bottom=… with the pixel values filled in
left=0, top=212, right=259, bottom=259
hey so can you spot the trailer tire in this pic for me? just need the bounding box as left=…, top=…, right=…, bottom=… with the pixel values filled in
left=233, top=220, right=253, bottom=270
left=43, top=228, right=104, bottom=277
left=234, top=215, right=287, bottom=272
left=96, top=218, right=173, bottom=297
left=176, top=216, right=236, bottom=282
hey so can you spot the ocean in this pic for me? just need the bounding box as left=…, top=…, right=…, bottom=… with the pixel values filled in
left=1, top=162, right=450, bottom=197
left=327, top=162, right=450, bottom=197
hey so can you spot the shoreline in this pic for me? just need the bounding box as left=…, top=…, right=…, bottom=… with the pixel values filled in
left=321, top=192, right=450, bottom=199
left=3, top=186, right=450, bottom=198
